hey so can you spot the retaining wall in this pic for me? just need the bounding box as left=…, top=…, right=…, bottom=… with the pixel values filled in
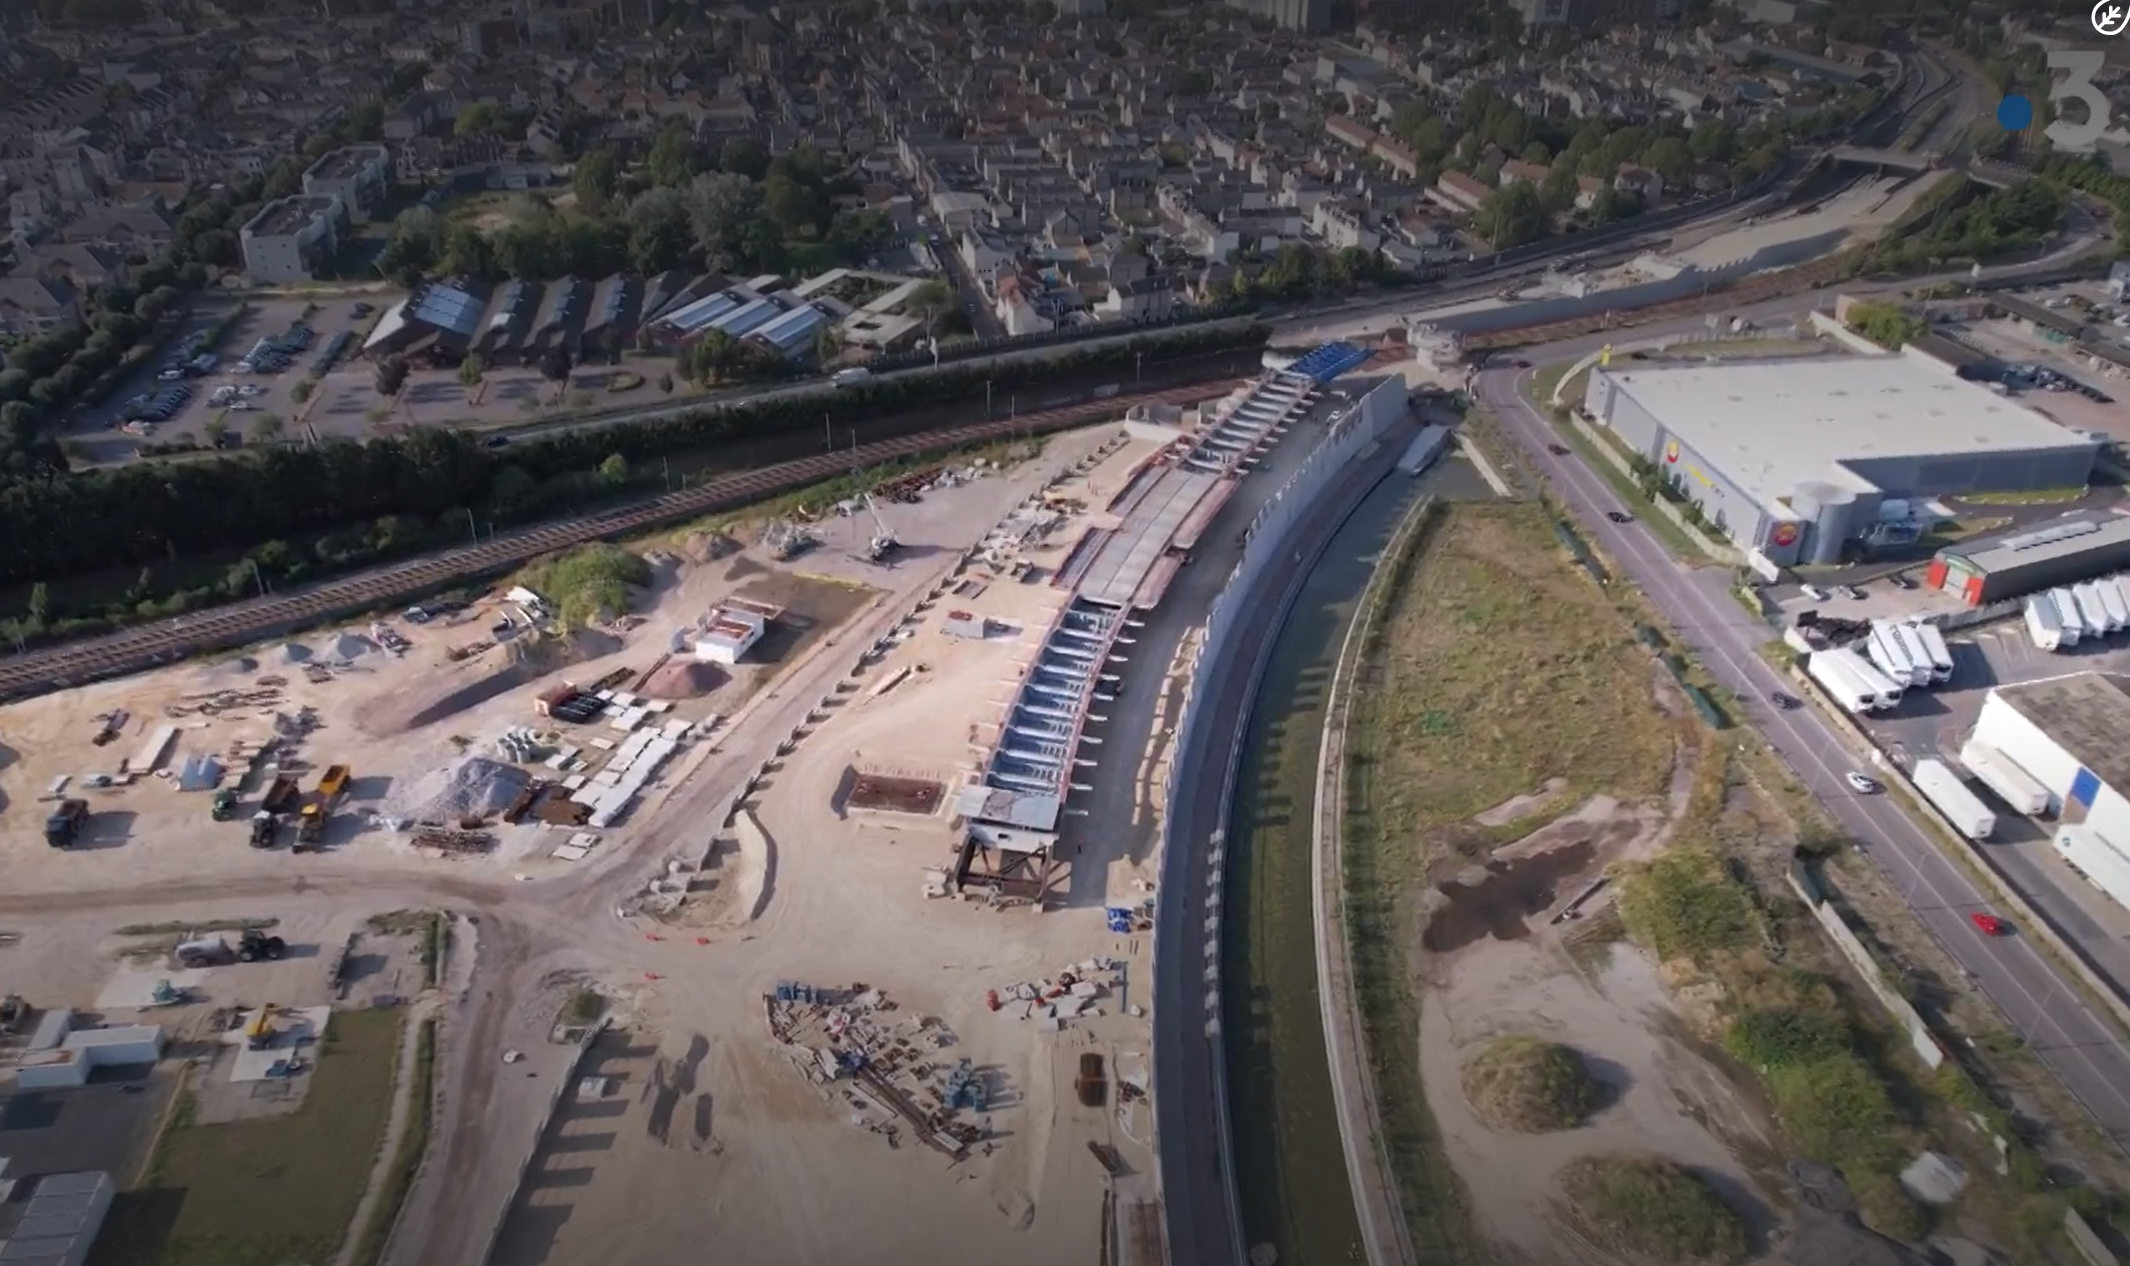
left=475, top=1022, right=608, bottom=1266
left=1154, top=374, right=1414, bottom=1265
left=1785, top=865, right=1945, bottom=1069
left=1808, top=310, right=1891, bottom=355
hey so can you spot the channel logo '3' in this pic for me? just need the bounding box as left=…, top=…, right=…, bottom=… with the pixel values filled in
left=2046, top=49, right=2130, bottom=152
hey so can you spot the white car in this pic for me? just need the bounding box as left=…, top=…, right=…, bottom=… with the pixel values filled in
left=1845, top=771, right=1881, bottom=795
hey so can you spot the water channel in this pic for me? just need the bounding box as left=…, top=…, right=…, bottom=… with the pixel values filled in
left=1221, top=452, right=1494, bottom=1264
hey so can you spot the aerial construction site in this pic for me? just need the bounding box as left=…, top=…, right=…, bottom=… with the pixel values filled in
left=0, top=340, right=1415, bottom=1266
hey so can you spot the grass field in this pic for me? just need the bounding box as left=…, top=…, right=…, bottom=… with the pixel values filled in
left=1558, top=1153, right=1750, bottom=1263
left=1339, top=500, right=1677, bottom=1258
left=91, top=1006, right=405, bottom=1266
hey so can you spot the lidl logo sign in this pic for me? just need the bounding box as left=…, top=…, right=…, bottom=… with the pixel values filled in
left=1770, top=522, right=1800, bottom=547
left=1663, top=441, right=1680, bottom=464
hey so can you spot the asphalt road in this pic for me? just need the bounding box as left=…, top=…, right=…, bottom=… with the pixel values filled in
left=1154, top=428, right=1409, bottom=1266
left=1476, top=365, right=2130, bottom=1150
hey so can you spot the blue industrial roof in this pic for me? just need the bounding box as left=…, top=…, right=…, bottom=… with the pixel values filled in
left=752, top=304, right=828, bottom=354
left=407, top=282, right=484, bottom=337
left=662, top=290, right=743, bottom=333
left=1285, top=342, right=1369, bottom=383
left=717, top=297, right=781, bottom=338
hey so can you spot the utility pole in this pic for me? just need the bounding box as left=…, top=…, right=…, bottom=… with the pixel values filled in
left=465, top=508, right=477, bottom=544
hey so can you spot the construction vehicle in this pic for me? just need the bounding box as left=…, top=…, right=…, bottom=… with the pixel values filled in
left=248, top=811, right=279, bottom=849
left=245, top=1003, right=279, bottom=1050
left=174, top=928, right=287, bottom=967
left=44, top=799, right=89, bottom=848
left=294, top=799, right=327, bottom=850
left=316, top=764, right=350, bottom=804
left=862, top=492, right=899, bottom=561
left=211, top=788, right=239, bottom=821
left=261, top=774, right=301, bottom=814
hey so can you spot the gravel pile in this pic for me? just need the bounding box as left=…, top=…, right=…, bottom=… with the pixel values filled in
left=278, top=642, right=313, bottom=663
left=420, top=757, right=532, bottom=820
left=332, top=632, right=375, bottom=659
left=642, top=659, right=725, bottom=699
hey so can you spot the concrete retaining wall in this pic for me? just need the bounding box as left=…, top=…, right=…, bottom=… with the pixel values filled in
left=1786, top=866, right=1945, bottom=1069
left=1562, top=412, right=1741, bottom=563
left=1154, top=375, right=1414, bottom=1264
left=475, top=1022, right=607, bottom=1266
left=1808, top=310, right=1891, bottom=356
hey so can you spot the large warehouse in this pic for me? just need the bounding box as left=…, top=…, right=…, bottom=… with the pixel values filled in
left=1969, top=673, right=2130, bottom=906
left=1581, top=347, right=2101, bottom=565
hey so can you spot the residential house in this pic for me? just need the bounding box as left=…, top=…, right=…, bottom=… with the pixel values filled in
left=0, top=275, right=80, bottom=336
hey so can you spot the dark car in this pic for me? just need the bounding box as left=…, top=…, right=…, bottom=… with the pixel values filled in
left=1546, top=443, right=1570, bottom=455
left=1769, top=691, right=1799, bottom=709
left=1605, top=511, right=1633, bottom=523
left=482, top=435, right=510, bottom=448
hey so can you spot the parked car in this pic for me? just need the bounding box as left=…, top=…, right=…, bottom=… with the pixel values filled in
left=1844, top=771, right=1880, bottom=795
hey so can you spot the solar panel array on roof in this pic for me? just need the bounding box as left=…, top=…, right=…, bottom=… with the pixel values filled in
left=1284, top=342, right=1369, bottom=383
left=662, top=290, right=743, bottom=333
left=753, top=303, right=827, bottom=353
left=720, top=298, right=781, bottom=338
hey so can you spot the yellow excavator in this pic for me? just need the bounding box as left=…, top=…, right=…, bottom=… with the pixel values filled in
left=245, top=1003, right=278, bottom=1051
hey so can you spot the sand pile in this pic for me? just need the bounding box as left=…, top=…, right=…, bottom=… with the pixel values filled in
left=641, top=659, right=726, bottom=700
left=406, top=757, right=531, bottom=821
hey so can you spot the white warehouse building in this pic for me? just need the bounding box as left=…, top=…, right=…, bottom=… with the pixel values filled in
left=1969, top=672, right=2130, bottom=839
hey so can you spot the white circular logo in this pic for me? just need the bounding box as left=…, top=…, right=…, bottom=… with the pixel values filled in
left=2096, top=0, right=2129, bottom=35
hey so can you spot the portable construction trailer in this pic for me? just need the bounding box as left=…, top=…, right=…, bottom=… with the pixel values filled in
left=1903, top=621, right=1954, bottom=682
left=1959, top=739, right=2051, bottom=816
left=2026, top=596, right=2065, bottom=650
left=2050, top=588, right=2086, bottom=643
left=2055, top=826, right=2130, bottom=911
left=1912, top=759, right=1996, bottom=840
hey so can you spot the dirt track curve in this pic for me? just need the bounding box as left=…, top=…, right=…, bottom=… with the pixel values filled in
left=0, top=381, right=1240, bottom=704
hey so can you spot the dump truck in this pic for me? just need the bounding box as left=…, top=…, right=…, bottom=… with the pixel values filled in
left=211, top=788, right=239, bottom=821
left=174, top=928, right=287, bottom=966
left=316, top=764, right=350, bottom=804
left=294, top=799, right=327, bottom=850
left=261, top=774, right=302, bottom=814
left=44, top=799, right=89, bottom=848
left=249, top=811, right=278, bottom=849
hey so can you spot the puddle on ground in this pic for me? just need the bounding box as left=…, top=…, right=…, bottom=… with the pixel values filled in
left=1422, top=841, right=1595, bottom=952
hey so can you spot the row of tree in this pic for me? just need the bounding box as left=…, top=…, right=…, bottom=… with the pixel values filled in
left=1868, top=179, right=2070, bottom=274
left=0, top=324, right=1269, bottom=617
left=375, top=137, right=894, bottom=286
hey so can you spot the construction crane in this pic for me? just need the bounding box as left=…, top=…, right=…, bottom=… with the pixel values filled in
left=862, top=491, right=898, bottom=561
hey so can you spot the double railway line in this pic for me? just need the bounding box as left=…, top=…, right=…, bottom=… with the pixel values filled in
left=0, top=380, right=1242, bottom=704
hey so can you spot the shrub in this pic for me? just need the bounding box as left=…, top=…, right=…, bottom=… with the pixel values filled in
left=1558, top=1153, right=1749, bottom=1264
left=1459, top=1035, right=1602, bottom=1132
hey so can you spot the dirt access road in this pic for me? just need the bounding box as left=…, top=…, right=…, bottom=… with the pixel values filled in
left=0, top=432, right=1118, bottom=1266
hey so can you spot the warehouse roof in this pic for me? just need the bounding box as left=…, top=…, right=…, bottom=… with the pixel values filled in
left=1994, top=671, right=2130, bottom=795
left=1597, top=351, right=2095, bottom=511
left=1945, top=516, right=2130, bottom=576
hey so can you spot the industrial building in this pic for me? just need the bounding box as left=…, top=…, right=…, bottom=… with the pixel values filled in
left=1582, top=348, right=2101, bottom=566
left=1969, top=672, right=2130, bottom=835
left=692, top=602, right=771, bottom=664
left=1929, top=518, right=2130, bottom=606
left=301, top=145, right=390, bottom=222
left=0, top=1171, right=116, bottom=1266
left=239, top=194, right=346, bottom=283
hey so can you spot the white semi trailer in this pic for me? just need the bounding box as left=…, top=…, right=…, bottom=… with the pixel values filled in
left=1831, top=646, right=1902, bottom=706
left=1807, top=651, right=1878, bottom=713
left=2074, top=582, right=2115, bottom=635
left=2054, top=826, right=2130, bottom=912
left=2112, top=574, right=2130, bottom=621
left=1886, top=622, right=1937, bottom=686
left=1903, top=621, right=1954, bottom=682
left=2050, top=588, right=2086, bottom=643
left=1959, top=739, right=2051, bottom=816
left=2026, top=596, right=2066, bottom=651
left=1912, top=759, right=1996, bottom=840
left=2097, top=577, right=2130, bottom=632
left=1868, top=622, right=1930, bottom=687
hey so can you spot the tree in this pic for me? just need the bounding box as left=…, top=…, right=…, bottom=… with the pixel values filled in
left=572, top=148, right=621, bottom=212
left=539, top=346, right=574, bottom=384
left=459, top=354, right=487, bottom=387
left=762, top=175, right=822, bottom=238
left=597, top=453, right=629, bottom=485
left=909, top=280, right=954, bottom=337
left=251, top=413, right=285, bottom=442
left=1476, top=182, right=1547, bottom=248
left=718, top=136, right=769, bottom=181
left=691, top=329, right=746, bottom=383
left=203, top=415, right=230, bottom=448
left=455, top=101, right=505, bottom=138
left=376, top=356, right=410, bottom=396
left=684, top=173, right=763, bottom=271
left=648, top=125, right=700, bottom=188
left=27, top=582, right=50, bottom=627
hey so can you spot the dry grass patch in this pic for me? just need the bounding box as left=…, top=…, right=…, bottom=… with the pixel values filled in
left=1458, top=1035, right=1601, bottom=1133
left=1557, top=1153, right=1750, bottom=1264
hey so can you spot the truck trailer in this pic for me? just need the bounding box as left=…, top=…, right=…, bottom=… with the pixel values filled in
left=1903, top=621, right=1954, bottom=683
left=2053, top=826, right=2130, bottom=912
left=1867, top=623, right=1928, bottom=687
left=2074, top=582, right=2115, bottom=635
left=1959, top=740, right=2051, bottom=816
left=1830, top=646, right=1902, bottom=706
left=2026, top=597, right=2065, bottom=651
left=1912, top=759, right=1996, bottom=840
left=1808, top=651, right=1878, bottom=713
left=1886, top=623, right=1939, bottom=685
left=2097, top=577, right=2130, bottom=632
left=2049, top=588, right=2086, bottom=643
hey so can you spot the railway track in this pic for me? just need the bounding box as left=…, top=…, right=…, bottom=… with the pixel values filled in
left=0, top=380, right=1243, bottom=705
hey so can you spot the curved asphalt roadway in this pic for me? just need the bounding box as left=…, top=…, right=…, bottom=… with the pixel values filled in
left=1476, top=365, right=2130, bottom=1149
left=1155, top=434, right=1409, bottom=1266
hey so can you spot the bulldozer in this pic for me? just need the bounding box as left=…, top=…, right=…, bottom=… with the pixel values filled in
left=211, top=788, right=239, bottom=821
left=248, top=812, right=279, bottom=849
